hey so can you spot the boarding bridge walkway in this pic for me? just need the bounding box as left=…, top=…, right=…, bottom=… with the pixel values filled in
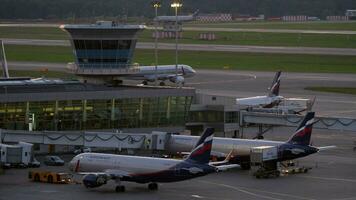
left=240, top=111, right=356, bottom=132
left=0, top=130, right=147, bottom=150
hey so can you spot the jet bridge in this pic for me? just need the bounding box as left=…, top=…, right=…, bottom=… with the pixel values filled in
left=240, top=111, right=356, bottom=132
left=0, top=129, right=172, bottom=153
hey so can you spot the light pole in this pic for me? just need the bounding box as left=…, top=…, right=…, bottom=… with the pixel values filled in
left=171, top=1, right=182, bottom=87
left=152, top=1, right=161, bottom=86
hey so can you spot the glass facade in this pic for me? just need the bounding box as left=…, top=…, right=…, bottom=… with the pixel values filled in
left=188, top=111, right=224, bottom=123
left=0, top=97, right=192, bottom=131
left=73, top=39, right=133, bottom=69
left=188, top=111, right=239, bottom=124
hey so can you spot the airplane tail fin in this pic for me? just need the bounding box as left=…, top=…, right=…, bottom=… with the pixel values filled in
left=287, top=112, right=315, bottom=146
left=186, top=128, right=214, bottom=164
left=192, top=9, right=200, bottom=17
left=268, top=71, right=281, bottom=97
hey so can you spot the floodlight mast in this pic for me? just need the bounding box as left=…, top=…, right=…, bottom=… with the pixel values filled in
left=170, top=1, right=182, bottom=87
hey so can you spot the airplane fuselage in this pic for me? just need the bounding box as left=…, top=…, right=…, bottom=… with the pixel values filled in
left=70, top=153, right=215, bottom=184
left=236, top=95, right=284, bottom=108
left=125, top=64, right=196, bottom=82
left=167, top=135, right=318, bottom=162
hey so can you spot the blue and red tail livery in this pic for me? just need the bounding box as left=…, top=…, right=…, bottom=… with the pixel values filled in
left=287, top=112, right=315, bottom=146
left=268, top=71, right=281, bottom=97
left=186, top=128, right=214, bottom=164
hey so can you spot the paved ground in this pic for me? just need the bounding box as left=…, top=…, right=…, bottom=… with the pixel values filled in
left=1, top=23, right=356, bottom=35
left=3, top=38, right=356, bottom=56
left=0, top=129, right=355, bottom=200
left=188, top=70, right=356, bottom=118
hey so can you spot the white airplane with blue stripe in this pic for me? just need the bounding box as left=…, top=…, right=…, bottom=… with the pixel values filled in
left=236, top=71, right=283, bottom=108
left=69, top=128, right=238, bottom=192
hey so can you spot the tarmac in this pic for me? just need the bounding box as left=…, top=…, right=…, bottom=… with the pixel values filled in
left=3, top=38, right=356, bottom=56
left=0, top=129, right=355, bottom=200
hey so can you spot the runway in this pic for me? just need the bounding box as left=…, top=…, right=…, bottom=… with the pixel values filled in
left=179, top=27, right=356, bottom=35
left=1, top=23, right=356, bottom=35
left=3, top=38, right=356, bottom=56
left=7, top=61, right=356, bottom=118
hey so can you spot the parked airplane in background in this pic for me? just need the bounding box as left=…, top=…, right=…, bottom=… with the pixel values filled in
left=236, top=71, right=283, bottom=108
left=126, top=64, right=196, bottom=86
left=167, top=112, right=335, bottom=169
left=154, top=10, right=199, bottom=23
left=69, top=128, right=238, bottom=192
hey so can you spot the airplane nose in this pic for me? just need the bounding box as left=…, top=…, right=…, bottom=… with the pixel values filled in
left=68, top=158, right=76, bottom=171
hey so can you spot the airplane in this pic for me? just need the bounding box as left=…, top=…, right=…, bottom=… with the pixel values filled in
left=154, top=10, right=199, bottom=23
left=125, top=64, right=196, bottom=86
left=236, top=71, right=283, bottom=108
left=167, top=112, right=335, bottom=170
left=68, top=128, right=239, bottom=192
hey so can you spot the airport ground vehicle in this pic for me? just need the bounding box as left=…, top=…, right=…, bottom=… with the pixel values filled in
left=250, top=146, right=312, bottom=178
left=44, top=156, right=64, bottom=166
left=250, top=146, right=280, bottom=178
left=28, top=170, right=72, bottom=184
left=0, top=142, right=38, bottom=168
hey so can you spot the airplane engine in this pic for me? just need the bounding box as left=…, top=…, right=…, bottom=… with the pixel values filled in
left=169, top=76, right=185, bottom=84
left=82, top=174, right=108, bottom=188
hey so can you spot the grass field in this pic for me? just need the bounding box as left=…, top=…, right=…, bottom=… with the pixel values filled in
left=5, top=45, right=356, bottom=74
left=305, top=87, right=356, bottom=95
left=1, top=26, right=356, bottom=48
left=140, top=30, right=356, bottom=48
left=0, top=26, right=68, bottom=40
left=8, top=70, right=73, bottom=79
left=186, top=21, right=356, bottom=31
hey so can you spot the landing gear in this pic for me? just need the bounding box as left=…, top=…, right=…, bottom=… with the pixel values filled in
left=148, top=182, right=158, bottom=191
left=159, top=82, right=165, bottom=86
left=142, top=81, right=148, bottom=85
left=115, top=185, right=126, bottom=192
left=240, top=162, right=251, bottom=170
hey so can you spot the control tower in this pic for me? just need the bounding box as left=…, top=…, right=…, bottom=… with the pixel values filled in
left=61, top=21, right=145, bottom=83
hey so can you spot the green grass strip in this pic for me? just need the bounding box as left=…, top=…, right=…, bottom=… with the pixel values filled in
left=4, top=45, right=356, bottom=74
left=1, top=26, right=356, bottom=48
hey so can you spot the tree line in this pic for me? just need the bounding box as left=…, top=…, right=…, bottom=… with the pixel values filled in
left=0, top=0, right=355, bottom=19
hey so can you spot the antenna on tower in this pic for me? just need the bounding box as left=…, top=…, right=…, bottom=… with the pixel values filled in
left=0, top=40, right=10, bottom=78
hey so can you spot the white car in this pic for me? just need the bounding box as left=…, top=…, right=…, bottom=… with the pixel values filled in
left=74, top=147, right=91, bottom=154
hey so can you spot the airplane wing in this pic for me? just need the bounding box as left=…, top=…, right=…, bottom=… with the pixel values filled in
left=78, top=169, right=132, bottom=180
left=317, top=145, right=337, bottom=151
left=215, top=164, right=240, bottom=172
left=209, top=150, right=235, bottom=166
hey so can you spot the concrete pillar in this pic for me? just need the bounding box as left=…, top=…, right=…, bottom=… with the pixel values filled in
left=82, top=100, right=87, bottom=122
left=166, top=97, right=171, bottom=120
left=111, top=99, right=115, bottom=121
left=139, top=98, right=143, bottom=121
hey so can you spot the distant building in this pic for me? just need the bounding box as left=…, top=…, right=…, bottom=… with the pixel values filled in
left=326, top=16, right=349, bottom=21
left=197, top=14, right=232, bottom=22
left=234, top=15, right=265, bottom=21
left=282, top=16, right=307, bottom=22
left=346, top=10, right=356, bottom=20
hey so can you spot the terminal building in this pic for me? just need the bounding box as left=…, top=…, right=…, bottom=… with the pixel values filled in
left=0, top=21, right=195, bottom=133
